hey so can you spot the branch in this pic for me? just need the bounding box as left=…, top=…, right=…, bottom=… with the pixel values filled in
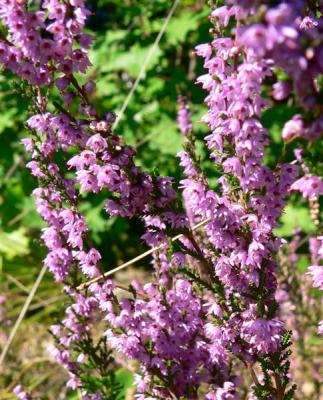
left=77, top=218, right=211, bottom=290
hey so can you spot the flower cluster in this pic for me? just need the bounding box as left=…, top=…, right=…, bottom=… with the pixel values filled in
left=0, top=1, right=182, bottom=396
left=237, top=1, right=323, bottom=112
left=0, top=0, right=91, bottom=85
left=68, top=129, right=176, bottom=219
left=93, top=278, right=233, bottom=399
left=194, top=2, right=298, bottom=356
left=226, top=0, right=323, bottom=338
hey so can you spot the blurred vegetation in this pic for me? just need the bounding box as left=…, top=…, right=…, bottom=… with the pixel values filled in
left=0, top=1, right=321, bottom=399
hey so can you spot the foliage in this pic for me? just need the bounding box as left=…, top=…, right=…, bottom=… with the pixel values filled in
left=0, top=2, right=210, bottom=398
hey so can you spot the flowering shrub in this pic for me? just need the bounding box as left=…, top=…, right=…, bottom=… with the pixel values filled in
left=0, top=0, right=322, bottom=399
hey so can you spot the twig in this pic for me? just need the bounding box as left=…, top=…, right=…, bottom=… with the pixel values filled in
left=135, top=128, right=163, bottom=149
left=7, top=206, right=34, bottom=226
left=0, top=265, right=47, bottom=366
left=77, top=218, right=211, bottom=291
left=1, top=156, right=23, bottom=187
left=23, top=295, right=65, bottom=313
left=5, top=273, right=46, bottom=306
left=5, top=357, right=53, bottom=391
left=249, top=365, right=260, bottom=386
left=52, top=101, right=77, bottom=122
left=70, top=74, right=91, bottom=106
left=112, top=0, right=181, bottom=131
left=115, top=284, right=150, bottom=300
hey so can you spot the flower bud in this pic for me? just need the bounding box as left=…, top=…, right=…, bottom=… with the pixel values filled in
left=272, top=81, right=291, bottom=101
left=282, top=115, right=304, bottom=141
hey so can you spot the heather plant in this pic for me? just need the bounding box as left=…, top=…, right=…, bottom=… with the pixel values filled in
left=0, top=1, right=322, bottom=399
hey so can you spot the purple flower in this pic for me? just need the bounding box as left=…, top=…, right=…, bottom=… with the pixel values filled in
left=77, top=248, right=101, bottom=278
left=206, top=381, right=237, bottom=399
left=307, top=266, right=323, bottom=290
left=211, top=6, right=232, bottom=27
left=282, top=115, right=304, bottom=141
left=318, top=321, right=323, bottom=335
left=13, top=385, right=31, bottom=400
left=272, top=81, right=291, bottom=101
left=86, top=134, right=107, bottom=153
left=177, top=96, right=192, bottom=135
left=66, top=373, right=81, bottom=389
left=44, top=248, right=72, bottom=281
left=241, top=318, right=283, bottom=354
left=195, top=43, right=212, bottom=61
left=299, top=16, right=319, bottom=30
left=291, top=175, right=323, bottom=199
left=239, top=24, right=273, bottom=57
left=26, top=161, right=46, bottom=178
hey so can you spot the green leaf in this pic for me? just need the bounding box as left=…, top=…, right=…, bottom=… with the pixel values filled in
left=166, top=9, right=208, bottom=45
left=0, top=228, right=29, bottom=259
left=115, top=369, right=134, bottom=398
left=0, top=108, right=17, bottom=134
left=275, top=204, right=315, bottom=237
left=92, top=39, right=162, bottom=76
left=297, top=255, right=310, bottom=273
left=148, top=117, right=182, bottom=155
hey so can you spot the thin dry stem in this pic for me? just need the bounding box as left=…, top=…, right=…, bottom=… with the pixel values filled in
left=77, top=218, right=211, bottom=290
left=0, top=265, right=47, bottom=367
left=112, top=0, right=181, bottom=131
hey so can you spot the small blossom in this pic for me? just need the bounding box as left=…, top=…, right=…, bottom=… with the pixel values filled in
left=291, top=175, right=323, bottom=199
left=282, top=115, right=304, bottom=141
